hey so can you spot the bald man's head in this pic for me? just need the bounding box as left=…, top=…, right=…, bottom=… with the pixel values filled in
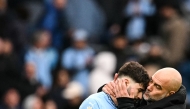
left=152, top=67, right=182, bottom=92
left=143, top=67, right=182, bottom=101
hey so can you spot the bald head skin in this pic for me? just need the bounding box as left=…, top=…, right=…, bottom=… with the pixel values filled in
left=143, top=67, right=182, bottom=101
left=152, top=67, right=182, bottom=92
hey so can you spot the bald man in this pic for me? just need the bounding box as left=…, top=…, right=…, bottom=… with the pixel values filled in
left=102, top=67, right=186, bottom=109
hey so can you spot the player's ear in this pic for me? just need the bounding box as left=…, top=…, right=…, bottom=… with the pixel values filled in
left=167, top=91, right=175, bottom=97
left=124, top=79, right=129, bottom=85
left=114, top=73, right=118, bottom=82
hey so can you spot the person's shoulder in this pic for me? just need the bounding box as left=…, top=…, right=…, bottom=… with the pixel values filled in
left=87, top=92, right=107, bottom=100
left=79, top=93, right=106, bottom=109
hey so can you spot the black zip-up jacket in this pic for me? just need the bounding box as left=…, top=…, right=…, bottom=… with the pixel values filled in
left=98, top=85, right=186, bottom=109
left=117, top=85, right=186, bottom=109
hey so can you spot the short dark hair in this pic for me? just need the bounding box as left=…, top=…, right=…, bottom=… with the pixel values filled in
left=118, top=61, right=150, bottom=89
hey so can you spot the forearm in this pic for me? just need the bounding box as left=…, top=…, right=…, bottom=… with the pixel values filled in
left=117, top=97, right=137, bottom=109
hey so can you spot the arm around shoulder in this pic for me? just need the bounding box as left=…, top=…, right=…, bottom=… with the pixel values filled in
left=117, top=97, right=138, bottom=109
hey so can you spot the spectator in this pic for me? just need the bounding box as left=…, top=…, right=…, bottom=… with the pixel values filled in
left=49, top=68, right=70, bottom=109
left=124, top=0, right=155, bottom=42
left=89, top=51, right=116, bottom=94
left=140, top=38, right=168, bottom=73
left=61, top=29, right=95, bottom=97
left=44, top=99, right=57, bottom=109
left=22, top=95, right=44, bottom=109
left=65, top=0, right=106, bottom=43
left=0, top=0, right=28, bottom=56
left=63, top=81, right=84, bottom=109
left=25, top=29, right=58, bottom=89
left=159, top=0, right=189, bottom=67
left=0, top=38, right=22, bottom=99
left=19, top=62, right=41, bottom=101
left=39, top=0, right=68, bottom=51
left=0, top=88, right=22, bottom=109
left=109, top=35, right=137, bottom=75
left=95, top=0, right=127, bottom=45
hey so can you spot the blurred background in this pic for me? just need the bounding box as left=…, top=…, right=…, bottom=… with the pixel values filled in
left=0, top=0, right=190, bottom=108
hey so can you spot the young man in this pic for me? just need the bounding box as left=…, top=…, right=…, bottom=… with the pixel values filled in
left=103, top=67, right=186, bottom=109
left=79, top=61, right=150, bottom=109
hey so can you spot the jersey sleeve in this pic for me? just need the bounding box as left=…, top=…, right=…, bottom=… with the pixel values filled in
left=79, top=97, right=101, bottom=109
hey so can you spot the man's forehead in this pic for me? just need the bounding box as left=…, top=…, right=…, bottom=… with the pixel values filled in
left=152, top=73, right=170, bottom=88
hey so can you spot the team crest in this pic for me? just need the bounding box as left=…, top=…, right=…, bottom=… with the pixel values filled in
left=87, top=106, right=93, bottom=109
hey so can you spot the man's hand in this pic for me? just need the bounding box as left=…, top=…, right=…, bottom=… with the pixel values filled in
left=102, top=81, right=116, bottom=97
left=115, top=79, right=138, bottom=98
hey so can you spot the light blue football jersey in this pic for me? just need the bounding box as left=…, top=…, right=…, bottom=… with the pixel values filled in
left=79, top=92, right=117, bottom=109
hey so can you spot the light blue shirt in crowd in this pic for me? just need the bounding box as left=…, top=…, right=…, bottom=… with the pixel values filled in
left=25, top=48, right=58, bottom=89
left=79, top=92, right=117, bottom=109
left=61, top=46, right=95, bottom=97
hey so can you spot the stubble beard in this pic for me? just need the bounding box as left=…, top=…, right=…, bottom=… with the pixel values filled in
left=143, top=91, right=156, bottom=102
left=143, top=91, right=167, bottom=102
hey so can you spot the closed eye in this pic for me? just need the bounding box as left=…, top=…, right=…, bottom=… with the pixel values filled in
left=155, top=84, right=162, bottom=90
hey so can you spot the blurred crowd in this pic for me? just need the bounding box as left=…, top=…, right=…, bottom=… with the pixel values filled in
left=0, top=0, right=190, bottom=109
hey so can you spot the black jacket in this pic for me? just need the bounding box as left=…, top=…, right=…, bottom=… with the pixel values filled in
left=117, top=85, right=186, bottom=109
